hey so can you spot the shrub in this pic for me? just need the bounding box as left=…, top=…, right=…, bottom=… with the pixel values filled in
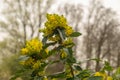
left=10, top=14, right=117, bottom=80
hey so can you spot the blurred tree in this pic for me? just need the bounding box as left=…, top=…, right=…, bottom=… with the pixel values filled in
left=83, top=0, right=119, bottom=71
left=0, top=0, right=54, bottom=45
left=113, top=31, right=120, bottom=68
left=0, top=54, right=20, bottom=80
left=0, top=0, right=54, bottom=80
left=0, top=0, right=54, bottom=59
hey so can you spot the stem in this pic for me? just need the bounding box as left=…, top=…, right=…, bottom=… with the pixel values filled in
left=68, top=63, right=74, bottom=78
left=57, top=28, right=75, bottom=78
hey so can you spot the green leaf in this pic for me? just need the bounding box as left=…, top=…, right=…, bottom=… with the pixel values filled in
left=116, top=67, right=120, bottom=74
left=90, top=58, right=101, bottom=62
left=61, top=28, right=66, bottom=39
left=31, top=70, right=38, bottom=77
left=18, top=55, right=29, bottom=61
left=57, top=28, right=65, bottom=41
left=54, top=45, right=64, bottom=51
left=70, top=32, right=81, bottom=37
left=35, top=76, right=42, bottom=80
left=66, top=77, right=74, bottom=80
left=47, top=45, right=63, bottom=56
left=63, top=48, right=69, bottom=55
left=67, top=77, right=80, bottom=80
left=42, top=36, right=48, bottom=45
left=10, top=75, right=19, bottom=80
left=10, top=69, right=27, bottom=80
left=74, top=65, right=82, bottom=71
left=103, top=61, right=113, bottom=71
left=68, top=47, right=73, bottom=56
left=88, top=76, right=103, bottom=80
left=43, top=41, right=57, bottom=49
left=77, top=70, right=91, bottom=79
left=67, top=56, right=76, bottom=64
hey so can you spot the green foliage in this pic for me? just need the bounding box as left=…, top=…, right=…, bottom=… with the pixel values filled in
left=113, top=67, right=120, bottom=80
left=88, top=76, right=103, bottom=80
left=0, top=54, right=27, bottom=80
left=70, top=32, right=81, bottom=37
left=102, top=61, right=113, bottom=72
left=10, top=14, right=116, bottom=80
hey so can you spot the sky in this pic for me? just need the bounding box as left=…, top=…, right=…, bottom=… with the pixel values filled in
left=0, top=0, right=120, bottom=14
left=0, top=0, right=120, bottom=40
left=60, top=0, right=120, bottom=13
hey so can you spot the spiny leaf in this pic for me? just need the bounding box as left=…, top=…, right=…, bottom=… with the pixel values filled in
left=70, top=32, right=81, bottom=37
left=88, top=76, right=103, bottom=80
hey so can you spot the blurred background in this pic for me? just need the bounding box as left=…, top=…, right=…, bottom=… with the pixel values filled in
left=0, top=0, right=120, bottom=80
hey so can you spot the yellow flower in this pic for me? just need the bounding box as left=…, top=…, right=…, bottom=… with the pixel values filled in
left=24, top=57, right=34, bottom=66
left=62, top=38, right=73, bottom=47
left=19, top=61, right=25, bottom=65
left=43, top=76, right=48, bottom=80
left=47, top=14, right=56, bottom=22
left=65, top=26, right=73, bottom=36
left=21, top=48, right=29, bottom=55
left=32, top=60, right=41, bottom=69
left=61, top=50, right=67, bottom=58
left=51, top=78, right=57, bottom=80
left=38, top=71, right=45, bottom=76
left=83, top=78, right=87, bottom=80
left=26, top=38, right=43, bottom=54
left=45, top=49, right=49, bottom=55
left=42, top=14, right=74, bottom=38
left=21, top=38, right=43, bottom=56
left=107, top=76, right=113, bottom=80
left=94, top=72, right=107, bottom=80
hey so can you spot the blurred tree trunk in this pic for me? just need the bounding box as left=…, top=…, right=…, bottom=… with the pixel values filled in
left=83, top=0, right=119, bottom=70
left=0, top=0, right=54, bottom=52
left=117, top=51, right=120, bottom=67
left=0, top=0, right=54, bottom=80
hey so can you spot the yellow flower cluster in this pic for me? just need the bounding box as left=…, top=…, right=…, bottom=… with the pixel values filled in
left=65, top=26, right=73, bottom=36
left=43, top=76, right=48, bottom=80
left=94, top=72, right=113, bottom=80
left=20, top=38, right=44, bottom=69
left=41, top=14, right=74, bottom=41
left=21, top=48, right=28, bottom=55
left=60, top=50, right=67, bottom=58
left=21, top=38, right=43, bottom=55
left=49, top=35, right=60, bottom=42
left=20, top=58, right=42, bottom=69
left=20, top=57, right=35, bottom=67
left=32, top=60, right=41, bottom=69
left=62, top=38, right=73, bottom=47
left=20, top=38, right=50, bottom=72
